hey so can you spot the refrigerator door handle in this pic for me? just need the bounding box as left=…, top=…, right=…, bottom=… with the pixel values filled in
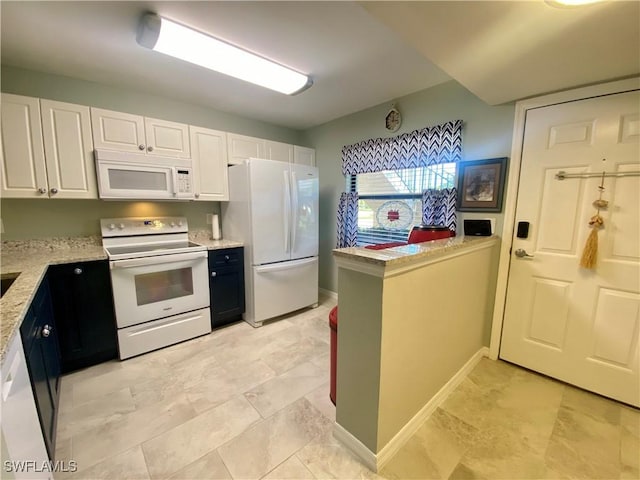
left=291, top=171, right=298, bottom=252
left=255, top=257, right=317, bottom=273
left=283, top=170, right=291, bottom=253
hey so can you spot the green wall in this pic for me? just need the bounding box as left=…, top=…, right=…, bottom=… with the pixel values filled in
left=0, top=66, right=304, bottom=240
left=1, top=68, right=516, bottom=291
left=1, top=65, right=304, bottom=143
left=304, top=81, right=515, bottom=293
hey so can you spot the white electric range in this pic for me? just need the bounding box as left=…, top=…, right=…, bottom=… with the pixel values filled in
left=101, top=217, right=211, bottom=359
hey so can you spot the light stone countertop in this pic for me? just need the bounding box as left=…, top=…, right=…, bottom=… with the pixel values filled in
left=333, top=235, right=499, bottom=268
left=0, top=233, right=243, bottom=363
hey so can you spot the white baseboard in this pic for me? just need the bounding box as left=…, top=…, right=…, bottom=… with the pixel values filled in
left=332, top=423, right=377, bottom=472
left=334, top=346, right=489, bottom=472
left=319, top=288, right=338, bottom=301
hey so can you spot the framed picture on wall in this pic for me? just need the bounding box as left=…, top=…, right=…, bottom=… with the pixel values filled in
left=457, top=157, right=508, bottom=212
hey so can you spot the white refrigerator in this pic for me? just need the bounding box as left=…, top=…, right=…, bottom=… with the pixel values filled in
left=221, top=158, right=319, bottom=327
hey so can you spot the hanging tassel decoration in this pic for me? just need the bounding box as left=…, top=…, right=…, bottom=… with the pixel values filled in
left=580, top=214, right=603, bottom=269
left=579, top=172, right=608, bottom=269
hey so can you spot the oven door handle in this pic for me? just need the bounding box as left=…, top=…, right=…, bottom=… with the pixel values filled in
left=110, top=251, right=208, bottom=269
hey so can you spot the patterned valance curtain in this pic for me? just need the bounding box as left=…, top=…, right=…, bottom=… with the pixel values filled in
left=336, top=192, right=359, bottom=248
left=422, top=188, right=458, bottom=232
left=341, top=120, right=463, bottom=176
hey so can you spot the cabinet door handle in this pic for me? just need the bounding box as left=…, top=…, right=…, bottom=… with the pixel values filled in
left=74, top=267, right=83, bottom=275
left=211, top=271, right=217, bottom=277
left=50, top=188, right=58, bottom=194
left=38, top=187, right=47, bottom=194
left=42, top=325, right=52, bottom=338
left=147, top=146, right=154, bottom=152
left=138, top=144, right=145, bottom=151
left=225, top=255, right=230, bottom=262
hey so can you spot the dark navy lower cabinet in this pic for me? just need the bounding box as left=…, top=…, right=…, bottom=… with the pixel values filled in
left=48, top=260, right=118, bottom=373
left=208, top=248, right=245, bottom=328
left=20, top=277, right=60, bottom=460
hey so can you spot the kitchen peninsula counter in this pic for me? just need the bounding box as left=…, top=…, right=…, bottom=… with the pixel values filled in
left=332, top=235, right=499, bottom=471
left=0, top=234, right=243, bottom=361
left=333, top=235, right=498, bottom=272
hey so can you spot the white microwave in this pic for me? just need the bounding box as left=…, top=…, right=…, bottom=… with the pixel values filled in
left=95, top=149, right=194, bottom=200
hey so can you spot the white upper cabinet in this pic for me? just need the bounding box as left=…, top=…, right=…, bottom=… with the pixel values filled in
left=144, top=117, right=191, bottom=158
left=1, top=94, right=96, bottom=199
left=228, top=134, right=313, bottom=166
left=294, top=145, right=315, bottom=166
left=1, top=94, right=48, bottom=198
left=91, top=108, right=190, bottom=158
left=265, top=140, right=294, bottom=163
left=41, top=100, right=97, bottom=199
left=189, top=126, right=229, bottom=201
left=227, top=133, right=265, bottom=165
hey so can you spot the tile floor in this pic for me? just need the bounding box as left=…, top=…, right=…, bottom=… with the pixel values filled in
left=55, top=296, right=639, bottom=480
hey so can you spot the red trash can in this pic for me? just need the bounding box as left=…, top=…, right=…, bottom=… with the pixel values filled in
left=329, top=306, right=338, bottom=405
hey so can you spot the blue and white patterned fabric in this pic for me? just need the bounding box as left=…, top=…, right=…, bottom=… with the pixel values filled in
left=341, top=120, right=463, bottom=176
left=336, top=192, right=359, bottom=248
left=422, top=188, right=458, bottom=232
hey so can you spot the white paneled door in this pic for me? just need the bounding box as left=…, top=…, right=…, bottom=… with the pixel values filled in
left=500, top=90, right=640, bottom=407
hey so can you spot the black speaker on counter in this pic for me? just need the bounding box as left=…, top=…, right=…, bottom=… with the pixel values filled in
left=463, top=219, right=492, bottom=236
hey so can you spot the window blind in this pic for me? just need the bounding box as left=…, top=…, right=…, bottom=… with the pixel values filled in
left=350, top=163, right=456, bottom=246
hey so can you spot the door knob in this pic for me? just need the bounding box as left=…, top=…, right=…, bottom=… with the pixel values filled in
left=514, top=248, right=534, bottom=258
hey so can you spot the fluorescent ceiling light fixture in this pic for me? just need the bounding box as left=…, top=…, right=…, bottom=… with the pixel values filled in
left=137, top=13, right=312, bottom=95
left=546, top=0, right=606, bottom=6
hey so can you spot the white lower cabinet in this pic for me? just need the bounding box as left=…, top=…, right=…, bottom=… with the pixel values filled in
left=1, top=94, right=96, bottom=199
left=1, top=334, right=52, bottom=480
left=189, top=126, right=229, bottom=201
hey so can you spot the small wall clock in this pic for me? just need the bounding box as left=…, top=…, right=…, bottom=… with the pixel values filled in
left=385, top=104, right=402, bottom=132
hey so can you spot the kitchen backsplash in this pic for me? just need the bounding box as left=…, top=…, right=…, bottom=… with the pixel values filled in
left=0, top=199, right=221, bottom=241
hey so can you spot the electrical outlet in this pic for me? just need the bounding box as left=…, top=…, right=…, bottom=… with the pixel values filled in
left=206, top=214, right=213, bottom=225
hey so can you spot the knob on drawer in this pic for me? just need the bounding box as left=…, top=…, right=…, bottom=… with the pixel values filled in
left=74, top=267, right=83, bottom=275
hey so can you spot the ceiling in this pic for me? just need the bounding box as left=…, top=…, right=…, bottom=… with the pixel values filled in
left=1, top=1, right=638, bottom=130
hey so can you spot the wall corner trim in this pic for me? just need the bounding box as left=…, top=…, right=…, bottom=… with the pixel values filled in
left=333, top=346, right=490, bottom=472
left=318, top=288, right=338, bottom=301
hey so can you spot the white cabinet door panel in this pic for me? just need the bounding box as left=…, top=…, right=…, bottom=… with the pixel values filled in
left=91, top=108, right=145, bottom=153
left=227, top=133, right=265, bottom=165
left=189, top=126, right=228, bottom=201
left=294, top=145, right=315, bottom=166
left=0, top=94, right=48, bottom=198
left=41, top=100, right=97, bottom=199
left=144, top=117, right=190, bottom=158
left=265, top=140, right=294, bottom=163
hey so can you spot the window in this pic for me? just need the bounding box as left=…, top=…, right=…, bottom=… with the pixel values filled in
left=349, top=163, right=456, bottom=246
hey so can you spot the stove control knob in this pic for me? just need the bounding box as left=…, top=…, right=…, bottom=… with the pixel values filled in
left=177, top=221, right=183, bottom=227
left=108, top=223, right=116, bottom=230
left=118, top=223, right=125, bottom=230
left=170, top=222, right=176, bottom=227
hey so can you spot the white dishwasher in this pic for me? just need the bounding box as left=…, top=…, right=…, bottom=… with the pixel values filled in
left=1, top=333, right=51, bottom=479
